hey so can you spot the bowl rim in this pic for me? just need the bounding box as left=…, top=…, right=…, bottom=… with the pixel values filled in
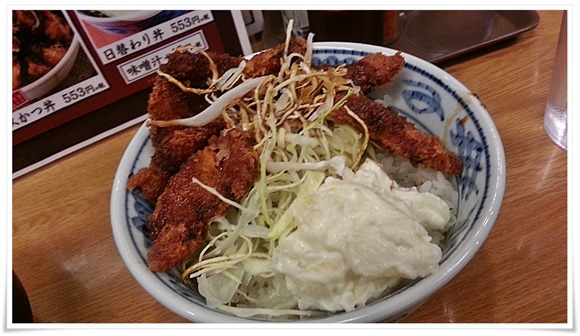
left=110, top=41, right=506, bottom=323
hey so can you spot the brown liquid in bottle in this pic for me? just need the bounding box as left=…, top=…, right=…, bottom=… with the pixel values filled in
left=307, top=10, right=384, bottom=45
left=383, top=10, right=400, bottom=45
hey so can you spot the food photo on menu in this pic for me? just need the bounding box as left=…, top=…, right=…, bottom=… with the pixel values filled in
left=12, top=10, right=99, bottom=111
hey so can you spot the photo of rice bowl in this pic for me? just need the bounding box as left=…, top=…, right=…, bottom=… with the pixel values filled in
left=75, top=10, right=189, bottom=37
left=12, top=10, right=79, bottom=103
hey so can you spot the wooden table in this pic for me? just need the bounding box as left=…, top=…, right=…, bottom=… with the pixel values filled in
left=12, top=10, right=568, bottom=324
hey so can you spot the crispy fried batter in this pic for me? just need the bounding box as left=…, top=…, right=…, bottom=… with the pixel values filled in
left=345, top=52, right=405, bottom=94
left=316, top=52, right=405, bottom=94
left=243, top=39, right=307, bottom=77
left=147, top=129, right=259, bottom=272
left=150, top=120, right=226, bottom=172
left=127, top=119, right=226, bottom=201
left=128, top=50, right=243, bottom=202
left=148, top=50, right=243, bottom=122
left=330, top=94, right=464, bottom=175
left=126, top=165, right=170, bottom=203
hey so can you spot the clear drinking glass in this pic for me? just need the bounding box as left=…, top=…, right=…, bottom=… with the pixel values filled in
left=543, top=11, right=567, bottom=150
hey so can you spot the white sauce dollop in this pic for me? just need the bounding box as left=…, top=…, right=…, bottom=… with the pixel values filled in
left=272, top=159, right=451, bottom=312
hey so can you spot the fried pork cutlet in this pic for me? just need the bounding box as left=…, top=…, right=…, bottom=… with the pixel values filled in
left=243, top=38, right=307, bottom=77
left=128, top=50, right=243, bottom=202
left=129, top=41, right=308, bottom=203
left=345, top=52, right=405, bottom=94
left=148, top=50, right=244, bottom=122
left=127, top=119, right=226, bottom=201
left=315, top=52, right=404, bottom=95
left=330, top=93, right=464, bottom=175
left=147, top=49, right=244, bottom=151
left=147, top=129, right=259, bottom=273
left=330, top=51, right=463, bottom=175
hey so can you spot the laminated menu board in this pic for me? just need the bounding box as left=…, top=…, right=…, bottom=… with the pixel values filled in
left=12, top=9, right=252, bottom=178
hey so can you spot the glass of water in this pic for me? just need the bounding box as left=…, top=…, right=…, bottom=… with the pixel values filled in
left=544, top=11, right=567, bottom=150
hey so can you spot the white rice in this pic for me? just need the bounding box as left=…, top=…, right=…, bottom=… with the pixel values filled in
left=373, top=95, right=458, bottom=210
left=379, top=153, right=458, bottom=209
left=378, top=152, right=459, bottom=247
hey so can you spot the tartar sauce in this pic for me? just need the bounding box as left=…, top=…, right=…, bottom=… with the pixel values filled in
left=272, top=159, right=451, bottom=312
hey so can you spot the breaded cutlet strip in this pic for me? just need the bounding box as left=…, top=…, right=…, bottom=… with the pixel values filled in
left=127, top=119, right=226, bottom=202
left=325, top=51, right=462, bottom=175
left=149, top=119, right=226, bottom=173
left=344, top=51, right=405, bottom=94
left=127, top=165, right=170, bottom=204
left=149, top=49, right=244, bottom=158
left=329, top=93, right=464, bottom=175
left=243, top=38, right=307, bottom=77
left=148, top=49, right=244, bottom=122
left=147, top=129, right=259, bottom=273
left=315, top=51, right=405, bottom=95
left=127, top=50, right=243, bottom=202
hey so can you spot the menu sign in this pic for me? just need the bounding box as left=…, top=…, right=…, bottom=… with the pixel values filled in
left=12, top=10, right=251, bottom=177
left=91, top=11, right=213, bottom=65
left=117, top=31, right=208, bottom=84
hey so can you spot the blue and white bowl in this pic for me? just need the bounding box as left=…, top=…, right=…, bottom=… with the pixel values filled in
left=110, top=42, right=506, bottom=323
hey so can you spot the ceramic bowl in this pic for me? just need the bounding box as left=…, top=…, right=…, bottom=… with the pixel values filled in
left=110, top=41, right=505, bottom=323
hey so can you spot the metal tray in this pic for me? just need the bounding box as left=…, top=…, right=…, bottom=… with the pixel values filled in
left=387, top=10, right=540, bottom=64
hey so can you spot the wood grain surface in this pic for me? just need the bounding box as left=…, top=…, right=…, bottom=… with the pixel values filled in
left=12, top=10, right=568, bottom=324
